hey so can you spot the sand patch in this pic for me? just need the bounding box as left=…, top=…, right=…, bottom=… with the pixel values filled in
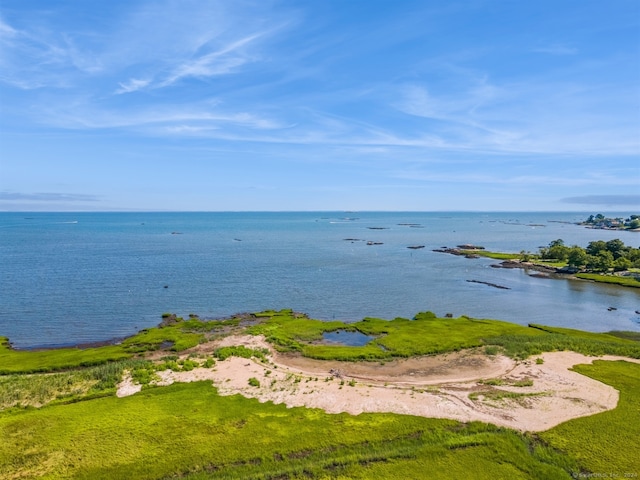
left=116, top=335, right=640, bottom=432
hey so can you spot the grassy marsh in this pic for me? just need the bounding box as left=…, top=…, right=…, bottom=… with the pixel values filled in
left=1, top=309, right=639, bottom=478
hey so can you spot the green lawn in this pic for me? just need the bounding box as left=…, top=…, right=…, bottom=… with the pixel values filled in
left=575, top=273, right=640, bottom=288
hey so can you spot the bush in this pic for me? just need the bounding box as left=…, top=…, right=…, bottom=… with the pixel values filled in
left=248, top=377, right=260, bottom=387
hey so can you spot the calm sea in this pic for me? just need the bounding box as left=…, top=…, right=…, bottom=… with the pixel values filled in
left=1, top=211, right=639, bottom=349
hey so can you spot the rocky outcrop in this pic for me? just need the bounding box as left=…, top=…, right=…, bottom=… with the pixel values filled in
left=466, top=280, right=510, bottom=290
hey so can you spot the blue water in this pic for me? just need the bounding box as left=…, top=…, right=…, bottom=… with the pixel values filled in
left=323, top=330, right=374, bottom=346
left=1, top=211, right=639, bottom=348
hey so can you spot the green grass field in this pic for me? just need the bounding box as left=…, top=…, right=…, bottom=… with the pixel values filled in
left=1, top=310, right=639, bottom=478
left=540, top=360, right=640, bottom=475
left=0, top=380, right=582, bottom=479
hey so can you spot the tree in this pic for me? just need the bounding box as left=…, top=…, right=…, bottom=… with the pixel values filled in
left=605, top=239, right=626, bottom=259
left=614, top=257, right=632, bottom=272
left=519, top=250, right=532, bottom=262
left=567, top=246, right=587, bottom=268
left=545, top=239, right=569, bottom=261
left=586, top=240, right=607, bottom=256
left=587, top=251, right=614, bottom=272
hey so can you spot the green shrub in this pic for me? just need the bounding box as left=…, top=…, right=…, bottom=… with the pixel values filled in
left=248, top=377, right=260, bottom=387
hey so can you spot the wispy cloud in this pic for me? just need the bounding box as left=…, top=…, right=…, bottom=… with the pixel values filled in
left=0, top=15, right=17, bottom=38
left=115, top=78, right=151, bottom=94
left=158, top=32, right=266, bottom=87
left=0, top=192, right=101, bottom=202
left=39, top=100, right=285, bottom=132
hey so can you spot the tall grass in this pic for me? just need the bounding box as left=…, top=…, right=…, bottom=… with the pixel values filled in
left=540, top=360, right=640, bottom=473
left=485, top=324, right=640, bottom=360
left=0, top=381, right=578, bottom=479
left=0, top=358, right=150, bottom=409
left=0, top=337, right=133, bottom=374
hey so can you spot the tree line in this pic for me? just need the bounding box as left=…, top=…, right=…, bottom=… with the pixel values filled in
left=537, top=238, right=640, bottom=273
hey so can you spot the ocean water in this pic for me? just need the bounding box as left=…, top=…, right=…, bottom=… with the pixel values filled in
left=1, top=211, right=639, bottom=349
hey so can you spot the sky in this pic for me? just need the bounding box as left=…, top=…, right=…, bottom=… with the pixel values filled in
left=0, top=0, right=638, bottom=212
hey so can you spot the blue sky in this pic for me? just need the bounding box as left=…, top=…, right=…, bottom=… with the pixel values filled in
left=0, top=0, right=638, bottom=211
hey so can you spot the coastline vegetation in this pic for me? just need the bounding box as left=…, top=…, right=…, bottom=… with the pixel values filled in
left=1, top=309, right=639, bottom=477
left=248, top=310, right=640, bottom=361
left=580, top=213, right=640, bottom=231
left=0, top=314, right=242, bottom=374
left=457, top=237, right=640, bottom=288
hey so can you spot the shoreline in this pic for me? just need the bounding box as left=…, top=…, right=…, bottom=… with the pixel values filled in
left=434, top=246, right=640, bottom=289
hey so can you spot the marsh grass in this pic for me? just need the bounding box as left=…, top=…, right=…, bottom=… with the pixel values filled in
left=0, top=382, right=578, bottom=479
left=213, top=346, right=269, bottom=362
left=0, top=315, right=244, bottom=374
left=469, top=390, right=547, bottom=405
left=0, top=359, right=150, bottom=409
left=459, top=250, right=521, bottom=260
left=540, top=360, right=640, bottom=473
left=248, top=310, right=549, bottom=361
left=485, top=324, right=640, bottom=360
left=1, top=311, right=639, bottom=477
left=0, top=337, right=133, bottom=374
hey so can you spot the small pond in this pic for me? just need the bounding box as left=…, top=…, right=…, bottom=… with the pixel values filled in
left=322, top=330, right=373, bottom=346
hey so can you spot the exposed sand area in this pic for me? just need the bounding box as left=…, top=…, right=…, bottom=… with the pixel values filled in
left=117, top=334, right=640, bottom=432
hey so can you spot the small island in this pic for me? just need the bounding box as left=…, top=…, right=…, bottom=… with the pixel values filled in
left=436, top=238, right=640, bottom=288
left=580, top=213, right=640, bottom=231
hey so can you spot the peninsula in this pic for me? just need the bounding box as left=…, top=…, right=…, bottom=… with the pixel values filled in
left=436, top=238, right=640, bottom=288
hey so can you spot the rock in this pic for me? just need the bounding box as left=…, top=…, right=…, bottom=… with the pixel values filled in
left=457, top=244, right=485, bottom=250
left=407, top=245, right=425, bottom=250
left=433, top=247, right=465, bottom=256
left=529, top=273, right=551, bottom=279
left=467, top=279, right=511, bottom=290
left=557, top=266, right=580, bottom=274
left=496, top=260, right=522, bottom=268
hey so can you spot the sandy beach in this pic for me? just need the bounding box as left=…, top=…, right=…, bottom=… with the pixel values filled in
left=118, top=334, right=640, bottom=432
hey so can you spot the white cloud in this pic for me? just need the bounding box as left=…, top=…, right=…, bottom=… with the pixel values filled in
left=115, top=78, right=151, bottom=94
left=0, top=16, right=17, bottom=38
